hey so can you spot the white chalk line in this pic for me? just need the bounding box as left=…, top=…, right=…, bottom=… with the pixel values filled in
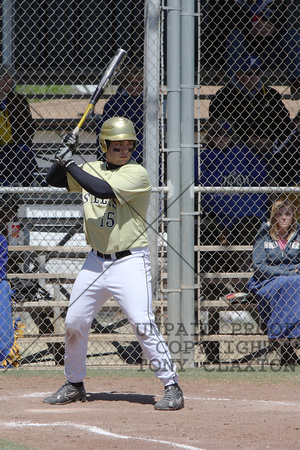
left=0, top=392, right=49, bottom=401
left=184, top=396, right=300, bottom=408
left=0, top=421, right=202, bottom=450
left=1, top=391, right=299, bottom=408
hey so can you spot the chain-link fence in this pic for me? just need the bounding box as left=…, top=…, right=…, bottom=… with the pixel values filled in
left=1, top=0, right=161, bottom=368
left=195, top=0, right=300, bottom=367
left=1, top=1, right=299, bottom=370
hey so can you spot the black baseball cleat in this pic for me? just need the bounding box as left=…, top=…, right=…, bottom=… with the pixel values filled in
left=154, top=383, right=184, bottom=411
left=43, top=381, right=86, bottom=405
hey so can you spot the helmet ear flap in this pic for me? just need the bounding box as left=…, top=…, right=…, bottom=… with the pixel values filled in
left=99, top=139, right=108, bottom=153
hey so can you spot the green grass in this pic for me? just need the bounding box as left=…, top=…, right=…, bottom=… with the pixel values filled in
left=15, top=83, right=117, bottom=98
left=1, top=366, right=299, bottom=385
left=0, top=439, right=36, bottom=450
left=15, top=84, right=76, bottom=97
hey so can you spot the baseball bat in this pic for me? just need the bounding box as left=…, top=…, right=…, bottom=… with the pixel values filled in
left=73, top=48, right=127, bottom=136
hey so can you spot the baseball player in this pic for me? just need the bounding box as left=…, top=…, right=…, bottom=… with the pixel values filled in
left=43, top=117, right=184, bottom=411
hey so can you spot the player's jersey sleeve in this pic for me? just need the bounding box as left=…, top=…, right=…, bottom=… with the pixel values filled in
left=105, top=163, right=152, bottom=204
left=67, top=161, right=151, bottom=200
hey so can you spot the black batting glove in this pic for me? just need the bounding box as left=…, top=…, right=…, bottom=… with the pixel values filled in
left=55, top=133, right=78, bottom=168
left=62, top=132, right=79, bottom=152
left=54, top=146, right=75, bottom=168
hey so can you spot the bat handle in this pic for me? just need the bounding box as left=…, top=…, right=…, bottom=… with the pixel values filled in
left=73, top=103, right=95, bottom=136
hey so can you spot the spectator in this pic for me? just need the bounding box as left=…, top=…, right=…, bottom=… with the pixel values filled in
left=0, top=64, right=43, bottom=186
left=271, top=110, right=300, bottom=186
left=196, top=118, right=270, bottom=248
left=96, top=66, right=144, bottom=163
left=207, top=0, right=299, bottom=98
left=247, top=199, right=300, bottom=365
left=0, top=233, right=22, bottom=368
left=209, top=55, right=293, bottom=156
left=269, top=111, right=300, bottom=221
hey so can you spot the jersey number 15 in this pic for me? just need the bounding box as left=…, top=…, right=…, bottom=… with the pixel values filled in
left=99, top=211, right=115, bottom=228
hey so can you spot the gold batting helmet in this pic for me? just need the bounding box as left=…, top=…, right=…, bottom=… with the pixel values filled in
left=99, top=117, right=138, bottom=153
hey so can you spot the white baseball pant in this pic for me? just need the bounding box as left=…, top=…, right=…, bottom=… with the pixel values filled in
left=64, top=247, right=179, bottom=386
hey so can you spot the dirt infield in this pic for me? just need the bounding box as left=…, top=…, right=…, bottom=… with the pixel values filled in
left=0, top=368, right=299, bottom=449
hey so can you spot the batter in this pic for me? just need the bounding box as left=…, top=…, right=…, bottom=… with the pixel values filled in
left=43, top=117, right=184, bottom=411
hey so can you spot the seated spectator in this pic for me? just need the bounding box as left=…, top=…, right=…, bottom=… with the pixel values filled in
left=96, top=65, right=144, bottom=163
left=271, top=111, right=300, bottom=223
left=0, top=64, right=43, bottom=186
left=247, top=199, right=300, bottom=365
left=0, top=65, right=45, bottom=242
left=209, top=55, right=293, bottom=156
left=206, top=0, right=299, bottom=98
left=195, top=118, right=270, bottom=248
left=0, top=232, right=23, bottom=368
left=271, top=110, right=300, bottom=187
left=268, top=110, right=300, bottom=221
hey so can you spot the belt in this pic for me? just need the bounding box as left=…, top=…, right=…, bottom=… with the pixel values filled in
left=94, top=249, right=132, bottom=260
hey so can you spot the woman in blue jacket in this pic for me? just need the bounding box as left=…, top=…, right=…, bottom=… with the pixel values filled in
left=247, top=199, right=300, bottom=365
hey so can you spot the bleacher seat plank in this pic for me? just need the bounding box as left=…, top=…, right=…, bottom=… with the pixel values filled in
left=7, top=273, right=77, bottom=281
left=9, top=245, right=91, bottom=252
left=199, top=335, right=267, bottom=342
left=199, top=300, right=257, bottom=312
left=20, top=334, right=139, bottom=344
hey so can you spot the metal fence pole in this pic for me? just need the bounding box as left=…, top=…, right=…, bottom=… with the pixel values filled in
left=166, top=0, right=182, bottom=362
left=2, top=0, right=14, bottom=66
left=144, top=0, right=160, bottom=285
left=180, top=0, right=196, bottom=367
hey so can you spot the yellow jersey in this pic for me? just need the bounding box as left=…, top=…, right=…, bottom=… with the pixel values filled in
left=67, top=160, right=152, bottom=253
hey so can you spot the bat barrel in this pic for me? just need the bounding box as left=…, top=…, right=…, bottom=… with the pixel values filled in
left=73, top=48, right=127, bottom=134
left=90, top=48, right=127, bottom=105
